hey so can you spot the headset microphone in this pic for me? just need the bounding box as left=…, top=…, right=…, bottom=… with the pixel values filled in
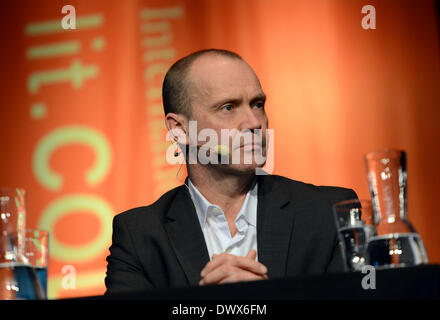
left=210, top=144, right=230, bottom=156
left=174, top=144, right=230, bottom=157
left=195, top=144, right=230, bottom=156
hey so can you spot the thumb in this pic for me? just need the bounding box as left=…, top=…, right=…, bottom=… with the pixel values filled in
left=246, top=249, right=257, bottom=260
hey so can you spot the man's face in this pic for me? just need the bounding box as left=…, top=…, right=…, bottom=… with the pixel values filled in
left=186, top=54, right=269, bottom=174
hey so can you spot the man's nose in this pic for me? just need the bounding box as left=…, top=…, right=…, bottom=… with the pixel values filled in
left=239, top=106, right=263, bottom=131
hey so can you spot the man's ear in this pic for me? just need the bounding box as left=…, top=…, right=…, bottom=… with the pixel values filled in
left=165, top=113, right=189, bottom=145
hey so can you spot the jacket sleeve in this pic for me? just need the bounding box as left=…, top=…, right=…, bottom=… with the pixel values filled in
left=325, top=231, right=346, bottom=273
left=104, top=214, right=153, bottom=295
left=325, top=188, right=359, bottom=274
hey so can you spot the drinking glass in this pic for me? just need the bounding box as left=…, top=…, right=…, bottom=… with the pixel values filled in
left=23, top=230, right=49, bottom=296
left=0, top=188, right=26, bottom=257
left=0, top=188, right=45, bottom=299
left=364, top=149, right=428, bottom=268
left=333, top=199, right=376, bottom=272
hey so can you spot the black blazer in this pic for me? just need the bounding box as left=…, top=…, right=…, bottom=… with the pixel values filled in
left=104, top=174, right=357, bottom=295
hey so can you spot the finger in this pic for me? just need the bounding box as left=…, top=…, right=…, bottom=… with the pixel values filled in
left=201, top=253, right=264, bottom=277
left=246, top=249, right=257, bottom=260
left=233, top=255, right=267, bottom=275
left=201, top=254, right=229, bottom=277
left=201, top=253, right=267, bottom=278
left=217, top=271, right=267, bottom=285
left=200, top=266, right=266, bottom=285
left=200, top=265, right=240, bottom=285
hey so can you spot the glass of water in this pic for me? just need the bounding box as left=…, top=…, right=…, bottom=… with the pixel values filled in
left=0, top=188, right=45, bottom=299
left=12, top=229, right=49, bottom=297
left=333, top=199, right=376, bottom=272
left=0, top=232, right=45, bottom=299
left=0, top=188, right=26, bottom=258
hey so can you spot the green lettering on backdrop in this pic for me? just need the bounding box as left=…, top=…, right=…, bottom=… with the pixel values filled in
left=38, top=194, right=113, bottom=262
left=139, top=6, right=183, bottom=20
left=28, top=59, right=98, bottom=94
left=27, top=41, right=81, bottom=60
left=30, top=102, right=47, bottom=120
left=25, top=14, right=103, bottom=36
left=33, top=125, right=111, bottom=191
left=91, top=37, right=106, bottom=51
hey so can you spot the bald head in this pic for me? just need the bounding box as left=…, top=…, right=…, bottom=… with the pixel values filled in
left=162, top=49, right=246, bottom=118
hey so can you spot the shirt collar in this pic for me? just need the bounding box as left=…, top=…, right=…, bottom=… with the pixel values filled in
left=187, top=179, right=211, bottom=228
left=238, top=179, right=258, bottom=227
left=187, top=178, right=258, bottom=228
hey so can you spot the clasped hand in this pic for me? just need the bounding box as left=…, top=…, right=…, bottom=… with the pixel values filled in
left=199, top=249, right=268, bottom=285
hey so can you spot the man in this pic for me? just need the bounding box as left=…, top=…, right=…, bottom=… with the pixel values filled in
left=104, top=49, right=357, bottom=294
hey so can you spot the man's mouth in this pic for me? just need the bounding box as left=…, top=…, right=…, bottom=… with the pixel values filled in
left=238, top=142, right=264, bottom=151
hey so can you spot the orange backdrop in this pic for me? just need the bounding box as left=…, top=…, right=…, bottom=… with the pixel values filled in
left=0, top=0, right=439, bottom=299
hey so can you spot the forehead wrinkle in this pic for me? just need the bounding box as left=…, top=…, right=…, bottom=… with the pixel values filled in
left=190, top=73, right=262, bottom=99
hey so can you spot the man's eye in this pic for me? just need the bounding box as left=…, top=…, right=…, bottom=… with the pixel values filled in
left=254, top=102, right=265, bottom=109
left=222, top=104, right=233, bottom=111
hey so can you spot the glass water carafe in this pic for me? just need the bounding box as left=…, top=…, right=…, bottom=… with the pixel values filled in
left=364, top=150, right=428, bottom=268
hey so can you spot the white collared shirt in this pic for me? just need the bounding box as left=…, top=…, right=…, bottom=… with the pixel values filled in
left=187, top=179, right=258, bottom=260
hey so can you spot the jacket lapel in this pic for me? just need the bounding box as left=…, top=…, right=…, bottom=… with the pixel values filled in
left=164, top=185, right=210, bottom=286
left=257, top=175, right=296, bottom=279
